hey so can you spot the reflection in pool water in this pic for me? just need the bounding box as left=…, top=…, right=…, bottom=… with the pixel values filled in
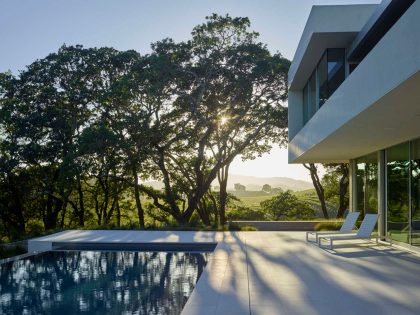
left=0, top=251, right=208, bottom=315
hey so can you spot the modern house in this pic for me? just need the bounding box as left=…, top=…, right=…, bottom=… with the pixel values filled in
left=288, top=0, right=419, bottom=249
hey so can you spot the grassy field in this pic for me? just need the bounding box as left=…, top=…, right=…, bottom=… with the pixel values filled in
left=138, top=188, right=339, bottom=222
left=293, top=189, right=338, bottom=218
left=236, top=195, right=273, bottom=210
left=232, top=188, right=339, bottom=218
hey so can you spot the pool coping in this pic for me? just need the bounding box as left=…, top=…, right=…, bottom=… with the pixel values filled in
left=52, top=241, right=217, bottom=252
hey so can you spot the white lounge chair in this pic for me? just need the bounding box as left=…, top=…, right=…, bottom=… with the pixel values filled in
left=306, top=212, right=360, bottom=243
left=318, top=214, right=379, bottom=249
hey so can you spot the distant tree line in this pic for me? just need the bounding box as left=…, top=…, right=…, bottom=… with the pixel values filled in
left=0, top=14, right=290, bottom=240
left=226, top=189, right=315, bottom=221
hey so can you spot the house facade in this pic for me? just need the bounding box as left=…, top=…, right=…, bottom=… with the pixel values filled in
left=288, top=0, right=419, bottom=248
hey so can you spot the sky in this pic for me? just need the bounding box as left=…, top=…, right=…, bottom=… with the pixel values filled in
left=0, top=0, right=379, bottom=181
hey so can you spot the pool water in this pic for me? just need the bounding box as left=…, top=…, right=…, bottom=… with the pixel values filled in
left=0, top=251, right=209, bottom=315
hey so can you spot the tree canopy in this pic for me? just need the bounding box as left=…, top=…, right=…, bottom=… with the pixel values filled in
left=0, top=14, right=290, bottom=240
left=260, top=190, right=315, bottom=221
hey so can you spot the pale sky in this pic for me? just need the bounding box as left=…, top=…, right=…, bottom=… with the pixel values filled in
left=0, top=0, right=378, bottom=181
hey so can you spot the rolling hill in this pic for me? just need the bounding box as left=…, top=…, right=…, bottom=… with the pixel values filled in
left=225, top=174, right=313, bottom=191
left=145, top=174, right=313, bottom=192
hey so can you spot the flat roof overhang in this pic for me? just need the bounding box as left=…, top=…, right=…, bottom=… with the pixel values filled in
left=289, top=32, right=358, bottom=91
left=348, top=0, right=416, bottom=63
left=289, top=71, right=420, bottom=163
left=288, top=4, right=377, bottom=91
left=288, top=0, right=420, bottom=164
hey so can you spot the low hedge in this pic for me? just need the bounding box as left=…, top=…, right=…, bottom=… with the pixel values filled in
left=314, top=221, right=344, bottom=231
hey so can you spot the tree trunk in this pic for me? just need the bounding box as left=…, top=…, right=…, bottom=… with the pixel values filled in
left=8, top=175, right=26, bottom=234
left=197, top=201, right=211, bottom=226
left=116, top=198, right=121, bottom=227
left=94, top=194, right=101, bottom=226
left=44, top=194, right=59, bottom=230
left=60, top=200, right=67, bottom=229
left=336, top=164, right=349, bottom=218
left=218, top=164, right=230, bottom=226
left=132, top=165, right=145, bottom=228
left=303, top=163, right=329, bottom=219
left=208, top=192, right=219, bottom=227
left=77, top=180, right=85, bottom=226
left=43, top=170, right=62, bottom=231
left=157, top=150, right=183, bottom=219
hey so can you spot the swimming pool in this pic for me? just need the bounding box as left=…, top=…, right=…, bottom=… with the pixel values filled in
left=0, top=250, right=209, bottom=315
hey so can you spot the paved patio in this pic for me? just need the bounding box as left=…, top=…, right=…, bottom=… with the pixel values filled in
left=182, top=231, right=420, bottom=315
left=28, top=230, right=420, bottom=315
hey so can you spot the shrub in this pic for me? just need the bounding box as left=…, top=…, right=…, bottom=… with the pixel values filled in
left=228, top=222, right=258, bottom=231
left=314, top=221, right=343, bottom=231
left=0, top=245, right=26, bottom=259
left=227, top=205, right=266, bottom=221
left=261, top=190, right=316, bottom=221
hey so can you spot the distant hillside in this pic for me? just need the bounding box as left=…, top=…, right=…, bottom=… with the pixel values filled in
left=225, top=174, right=313, bottom=192
left=143, top=180, right=164, bottom=190
left=144, top=174, right=313, bottom=192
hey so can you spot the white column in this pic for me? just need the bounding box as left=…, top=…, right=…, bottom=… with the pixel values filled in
left=378, top=150, right=386, bottom=238
left=349, top=159, right=357, bottom=212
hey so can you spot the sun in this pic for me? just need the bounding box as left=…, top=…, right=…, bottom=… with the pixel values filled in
left=220, top=116, right=229, bottom=126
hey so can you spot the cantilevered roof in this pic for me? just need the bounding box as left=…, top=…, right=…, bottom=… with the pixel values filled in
left=288, top=4, right=377, bottom=91
left=288, top=0, right=420, bottom=163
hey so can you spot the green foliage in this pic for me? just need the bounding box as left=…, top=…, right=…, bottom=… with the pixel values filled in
left=0, top=245, right=26, bottom=259
left=234, top=183, right=246, bottom=191
left=262, top=184, right=272, bottom=193
left=293, top=189, right=338, bottom=218
left=227, top=205, right=266, bottom=221
left=228, top=222, right=258, bottom=231
left=314, top=221, right=344, bottom=231
left=234, top=195, right=273, bottom=210
left=260, top=190, right=316, bottom=221
left=238, top=225, right=258, bottom=231
left=229, top=190, right=273, bottom=198
left=322, top=164, right=349, bottom=211
left=0, top=14, right=290, bottom=239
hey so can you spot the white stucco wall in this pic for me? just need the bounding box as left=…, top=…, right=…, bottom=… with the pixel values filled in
left=289, top=1, right=420, bottom=163
left=288, top=4, right=376, bottom=91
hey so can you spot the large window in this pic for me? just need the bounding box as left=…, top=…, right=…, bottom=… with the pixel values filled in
left=301, top=48, right=345, bottom=125
left=308, top=71, right=317, bottom=119
left=318, top=49, right=345, bottom=108
left=356, top=162, right=365, bottom=214
left=302, top=71, right=317, bottom=124
left=387, top=142, right=410, bottom=244
left=302, top=84, right=309, bottom=124
left=411, top=139, right=420, bottom=246
left=317, top=52, right=328, bottom=107
left=356, top=153, right=378, bottom=217
left=327, top=49, right=346, bottom=97
left=355, top=139, right=420, bottom=247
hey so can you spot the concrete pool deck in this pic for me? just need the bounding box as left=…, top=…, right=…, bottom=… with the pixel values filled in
left=28, top=230, right=420, bottom=315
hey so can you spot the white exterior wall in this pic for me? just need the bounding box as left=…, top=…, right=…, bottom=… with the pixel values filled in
left=289, top=1, right=420, bottom=163
left=288, top=4, right=377, bottom=90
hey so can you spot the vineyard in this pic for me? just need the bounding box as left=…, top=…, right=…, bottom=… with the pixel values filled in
left=230, top=189, right=339, bottom=219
